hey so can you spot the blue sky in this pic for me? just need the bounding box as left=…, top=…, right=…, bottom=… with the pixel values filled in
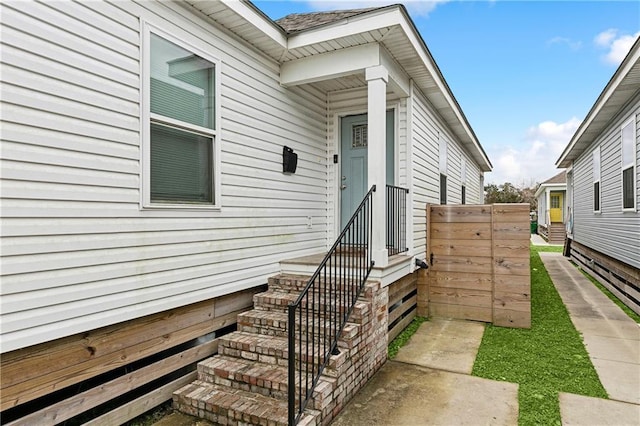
left=253, top=0, right=640, bottom=186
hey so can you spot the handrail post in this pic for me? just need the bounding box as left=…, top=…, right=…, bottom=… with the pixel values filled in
left=287, top=305, right=295, bottom=426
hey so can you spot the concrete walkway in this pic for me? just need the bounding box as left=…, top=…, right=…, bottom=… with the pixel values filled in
left=540, top=252, right=640, bottom=424
left=530, top=233, right=563, bottom=246
left=332, top=319, right=519, bottom=426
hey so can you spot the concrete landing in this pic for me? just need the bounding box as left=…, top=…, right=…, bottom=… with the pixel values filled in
left=393, top=318, right=485, bottom=374
left=333, top=319, right=519, bottom=426
left=540, top=252, right=640, bottom=405
left=331, top=361, right=519, bottom=426
left=559, top=393, right=640, bottom=426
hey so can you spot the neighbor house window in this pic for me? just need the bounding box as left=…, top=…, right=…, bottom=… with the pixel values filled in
left=142, top=24, right=220, bottom=208
left=461, top=159, right=467, bottom=204
left=439, top=135, right=447, bottom=205
left=593, top=147, right=600, bottom=213
left=621, top=118, right=636, bottom=210
left=440, top=174, right=447, bottom=205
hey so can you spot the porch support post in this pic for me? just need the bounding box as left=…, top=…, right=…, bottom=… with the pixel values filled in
left=366, top=65, right=389, bottom=268
left=546, top=188, right=551, bottom=225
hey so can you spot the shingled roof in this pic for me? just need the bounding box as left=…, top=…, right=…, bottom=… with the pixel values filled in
left=541, top=170, right=566, bottom=185
left=275, top=8, right=381, bottom=33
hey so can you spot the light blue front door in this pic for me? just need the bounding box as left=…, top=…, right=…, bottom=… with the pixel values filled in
left=340, top=111, right=394, bottom=230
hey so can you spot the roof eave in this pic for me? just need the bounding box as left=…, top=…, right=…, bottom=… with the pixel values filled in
left=220, top=0, right=288, bottom=48
left=556, top=37, right=640, bottom=168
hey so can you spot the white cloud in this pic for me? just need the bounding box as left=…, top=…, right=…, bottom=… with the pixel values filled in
left=305, top=0, right=450, bottom=17
left=485, top=117, right=581, bottom=186
left=547, top=36, right=582, bottom=51
left=594, top=28, right=617, bottom=47
left=594, top=29, right=640, bottom=65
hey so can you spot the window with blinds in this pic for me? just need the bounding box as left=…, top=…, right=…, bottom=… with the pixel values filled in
left=621, top=119, right=636, bottom=210
left=142, top=25, right=219, bottom=208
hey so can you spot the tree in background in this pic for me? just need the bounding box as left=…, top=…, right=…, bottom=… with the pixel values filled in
left=484, top=182, right=538, bottom=211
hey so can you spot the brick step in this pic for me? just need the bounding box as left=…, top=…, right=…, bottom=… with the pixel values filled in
left=253, top=290, right=371, bottom=324
left=197, top=355, right=336, bottom=409
left=217, top=331, right=349, bottom=376
left=174, top=380, right=319, bottom=426
left=268, top=273, right=364, bottom=294
left=238, top=309, right=360, bottom=342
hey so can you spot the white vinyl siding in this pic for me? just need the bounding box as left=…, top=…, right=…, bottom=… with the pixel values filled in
left=410, top=87, right=483, bottom=262
left=0, top=0, right=328, bottom=352
left=571, top=96, right=640, bottom=270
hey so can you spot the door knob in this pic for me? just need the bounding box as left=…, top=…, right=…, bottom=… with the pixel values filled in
left=340, top=184, right=347, bottom=190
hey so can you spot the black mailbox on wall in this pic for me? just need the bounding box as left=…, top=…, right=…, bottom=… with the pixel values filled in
left=283, top=146, right=297, bottom=174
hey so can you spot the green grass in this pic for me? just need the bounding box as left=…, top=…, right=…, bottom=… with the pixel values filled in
left=472, top=245, right=607, bottom=426
left=388, top=316, right=427, bottom=359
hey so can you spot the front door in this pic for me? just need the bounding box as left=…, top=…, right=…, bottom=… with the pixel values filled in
left=550, top=193, right=563, bottom=223
left=340, top=111, right=394, bottom=229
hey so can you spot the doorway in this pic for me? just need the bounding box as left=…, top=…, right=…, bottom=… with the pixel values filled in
left=340, top=111, right=394, bottom=229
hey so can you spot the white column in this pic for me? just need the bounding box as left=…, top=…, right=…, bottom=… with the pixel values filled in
left=366, top=65, right=389, bottom=267
left=546, top=188, right=551, bottom=225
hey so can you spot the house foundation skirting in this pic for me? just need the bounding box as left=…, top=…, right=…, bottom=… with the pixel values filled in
left=0, top=287, right=263, bottom=425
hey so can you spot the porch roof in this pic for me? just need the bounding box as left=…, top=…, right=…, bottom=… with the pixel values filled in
left=557, top=36, right=640, bottom=168
left=185, top=0, right=493, bottom=172
left=534, top=170, right=567, bottom=198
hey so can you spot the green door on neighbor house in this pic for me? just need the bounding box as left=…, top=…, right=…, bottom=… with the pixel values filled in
left=340, top=111, right=394, bottom=230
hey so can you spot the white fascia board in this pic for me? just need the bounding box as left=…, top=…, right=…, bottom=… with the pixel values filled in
left=534, top=183, right=567, bottom=198
left=557, top=39, right=640, bottom=168
left=219, top=0, right=287, bottom=48
left=286, top=8, right=404, bottom=51
left=281, top=43, right=380, bottom=87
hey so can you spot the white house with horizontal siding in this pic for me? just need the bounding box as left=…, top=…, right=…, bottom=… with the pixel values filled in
left=0, top=1, right=492, bottom=423
left=556, top=36, right=640, bottom=315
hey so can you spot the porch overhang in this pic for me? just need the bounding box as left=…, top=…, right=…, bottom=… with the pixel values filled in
left=281, top=43, right=410, bottom=98
left=534, top=183, right=567, bottom=199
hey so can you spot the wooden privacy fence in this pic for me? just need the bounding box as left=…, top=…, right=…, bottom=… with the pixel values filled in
left=420, top=203, right=531, bottom=328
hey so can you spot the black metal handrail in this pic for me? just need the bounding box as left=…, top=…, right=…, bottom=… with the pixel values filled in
left=386, top=184, right=409, bottom=256
left=288, top=185, right=376, bottom=425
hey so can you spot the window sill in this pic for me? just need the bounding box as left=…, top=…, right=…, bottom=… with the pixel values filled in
left=141, top=203, right=221, bottom=211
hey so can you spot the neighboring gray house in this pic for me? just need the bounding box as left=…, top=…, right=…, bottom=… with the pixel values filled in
left=534, top=170, right=567, bottom=244
left=556, top=37, right=640, bottom=315
left=0, top=1, right=491, bottom=424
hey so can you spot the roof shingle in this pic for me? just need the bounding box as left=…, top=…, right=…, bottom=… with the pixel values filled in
left=542, top=170, right=566, bottom=185
left=275, top=8, right=381, bottom=33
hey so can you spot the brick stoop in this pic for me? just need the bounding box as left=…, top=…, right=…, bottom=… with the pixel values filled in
left=173, top=272, right=389, bottom=426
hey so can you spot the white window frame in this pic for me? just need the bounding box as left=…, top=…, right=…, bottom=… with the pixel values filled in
left=593, top=146, right=601, bottom=213
left=140, top=20, right=222, bottom=210
left=621, top=117, right=637, bottom=211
